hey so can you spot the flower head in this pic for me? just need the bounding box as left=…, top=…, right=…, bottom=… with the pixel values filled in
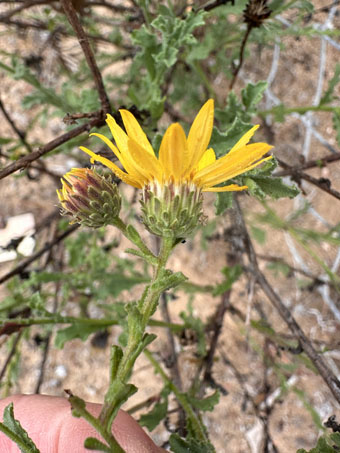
left=57, top=168, right=121, bottom=228
left=79, top=100, right=272, bottom=237
left=80, top=99, right=272, bottom=193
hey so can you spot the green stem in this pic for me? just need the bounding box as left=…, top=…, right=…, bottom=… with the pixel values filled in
left=68, top=395, right=125, bottom=453
left=0, top=315, right=184, bottom=331
left=141, top=236, right=175, bottom=326
left=259, top=104, right=340, bottom=117
left=112, top=217, right=157, bottom=263
left=144, top=349, right=213, bottom=447
left=99, top=236, right=176, bottom=431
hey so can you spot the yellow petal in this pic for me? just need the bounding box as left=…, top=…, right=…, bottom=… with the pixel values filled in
left=197, top=148, right=216, bottom=172
left=186, top=99, right=214, bottom=172
left=199, top=155, right=273, bottom=189
left=106, top=114, right=129, bottom=154
left=227, top=125, right=259, bottom=155
left=90, top=132, right=145, bottom=182
left=79, top=146, right=143, bottom=188
left=120, top=109, right=155, bottom=156
left=203, top=184, right=248, bottom=192
left=194, top=143, right=273, bottom=183
left=127, top=138, right=163, bottom=182
left=56, top=188, right=64, bottom=202
left=159, top=123, right=188, bottom=182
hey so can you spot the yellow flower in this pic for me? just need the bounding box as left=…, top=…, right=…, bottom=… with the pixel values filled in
left=79, top=99, right=273, bottom=193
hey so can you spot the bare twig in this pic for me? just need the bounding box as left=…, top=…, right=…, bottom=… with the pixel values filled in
left=234, top=197, right=340, bottom=404
left=276, top=157, right=340, bottom=200
left=0, top=0, right=50, bottom=21
left=0, top=115, right=104, bottom=180
left=202, top=290, right=232, bottom=390
left=0, top=97, right=32, bottom=153
left=197, top=0, right=235, bottom=12
left=275, top=152, right=340, bottom=177
left=0, top=331, right=23, bottom=382
left=229, top=24, right=252, bottom=90
left=60, top=0, right=111, bottom=113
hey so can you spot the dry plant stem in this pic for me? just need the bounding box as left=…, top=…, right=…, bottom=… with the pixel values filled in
left=234, top=196, right=340, bottom=404
left=201, top=290, right=232, bottom=394
left=274, top=152, right=340, bottom=177
left=0, top=98, right=32, bottom=153
left=277, top=158, right=340, bottom=200
left=0, top=332, right=22, bottom=382
left=0, top=0, right=49, bottom=21
left=0, top=115, right=104, bottom=180
left=160, top=291, right=187, bottom=436
left=0, top=225, right=79, bottom=285
left=229, top=24, right=252, bottom=90
left=60, top=0, right=111, bottom=114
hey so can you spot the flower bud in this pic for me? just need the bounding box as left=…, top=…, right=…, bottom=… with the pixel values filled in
left=57, top=168, right=121, bottom=228
left=140, top=181, right=204, bottom=239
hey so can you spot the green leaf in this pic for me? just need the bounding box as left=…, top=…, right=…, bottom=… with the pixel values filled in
left=330, top=433, right=340, bottom=448
left=55, top=324, right=100, bottom=349
left=320, top=63, right=340, bottom=105
left=241, top=81, right=267, bottom=112
left=101, top=273, right=149, bottom=298
left=210, top=118, right=254, bottom=158
left=244, top=175, right=299, bottom=200
left=333, top=111, right=340, bottom=147
left=213, top=265, right=242, bottom=296
left=296, top=436, right=339, bottom=452
left=0, top=403, right=40, bottom=453
left=0, top=137, right=13, bottom=145
left=215, top=192, right=233, bottom=215
left=169, top=434, right=215, bottom=453
left=139, top=388, right=170, bottom=431
left=250, top=225, right=266, bottom=244
left=187, top=391, right=220, bottom=412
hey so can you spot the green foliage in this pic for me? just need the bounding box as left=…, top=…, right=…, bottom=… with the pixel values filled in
left=55, top=324, right=100, bottom=349
left=320, top=64, right=340, bottom=105
left=187, top=390, right=220, bottom=412
left=297, top=434, right=340, bottom=453
left=130, top=7, right=205, bottom=118
left=169, top=434, right=216, bottom=453
left=139, top=387, right=170, bottom=431
left=0, top=403, right=40, bottom=453
left=213, top=265, right=242, bottom=296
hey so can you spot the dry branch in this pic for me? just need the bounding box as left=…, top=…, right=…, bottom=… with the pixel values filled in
left=234, top=197, right=340, bottom=404
left=0, top=115, right=104, bottom=180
